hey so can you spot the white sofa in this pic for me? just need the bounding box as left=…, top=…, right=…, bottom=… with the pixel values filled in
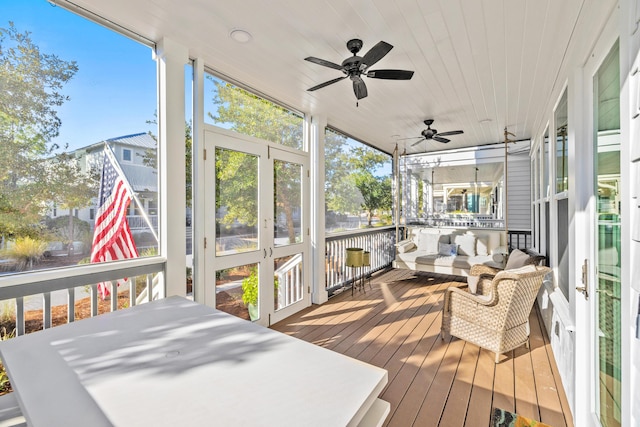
left=392, top=227, right=507, bottom=277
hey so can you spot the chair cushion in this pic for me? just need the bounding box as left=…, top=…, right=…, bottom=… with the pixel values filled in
left=467, top=275, right=480, bottom=294
left=503, top=264, right=538, bottom=275
left=504, top=248, right=530, bottom=270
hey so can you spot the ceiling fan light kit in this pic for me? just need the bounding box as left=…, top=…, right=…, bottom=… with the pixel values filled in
left=305, top=39, right=414, bottom=101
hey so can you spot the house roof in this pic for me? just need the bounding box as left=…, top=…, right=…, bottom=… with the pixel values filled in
left=81, top=132, right=157, bottom=153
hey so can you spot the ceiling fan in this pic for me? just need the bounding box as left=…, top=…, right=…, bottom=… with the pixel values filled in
left=305, top=39, right=414, bottom=100
left=410, top=119, right=464, bottom=145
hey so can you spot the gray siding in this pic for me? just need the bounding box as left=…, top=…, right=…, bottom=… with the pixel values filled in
left=507, top=156, right=531, bottom=231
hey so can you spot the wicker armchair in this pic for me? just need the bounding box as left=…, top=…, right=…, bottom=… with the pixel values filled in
left=441, top=265, right=551, bottom=363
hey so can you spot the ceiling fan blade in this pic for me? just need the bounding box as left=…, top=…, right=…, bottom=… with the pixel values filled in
left=353, top=76, right=368, bottom=99
left=304, top=56, right=344, bottom=71
left=433, top=136, right=450, bottom=143
left=307, top=75, right=348, bottom=91
left=366, top=69, right=414, bottom=80
left=361, top=41, right=393, bottom=68
left=410, top=138, right=426, bottom=146
left=436, top=130, right=464, bottom=137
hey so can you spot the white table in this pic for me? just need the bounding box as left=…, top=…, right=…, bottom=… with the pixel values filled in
left=0, top=296, right=389, bottom=426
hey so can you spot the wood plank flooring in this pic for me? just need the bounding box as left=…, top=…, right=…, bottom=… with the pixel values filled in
left=271, top=268, right=574, bottom=427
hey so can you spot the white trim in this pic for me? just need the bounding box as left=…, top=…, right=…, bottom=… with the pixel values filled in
left=156, top=37, right=188, bottom=298
left=192, top=57, right=206, bottom=305
left=311, top=115, right=328, bottom=305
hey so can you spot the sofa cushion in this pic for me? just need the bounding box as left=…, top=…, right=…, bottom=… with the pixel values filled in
left=504, top=248, right=531, bottom=270
left=415, top=254, right=456, bottom=267
left=453, top=234, right=476, bottom=256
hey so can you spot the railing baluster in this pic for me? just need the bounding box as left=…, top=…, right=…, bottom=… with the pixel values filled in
left=90, top=284, right=98, bottom=317
left=68, top=287, right=75, bottom=323
left=43, top=292, right=51, bottom=329
left=15, top=297, right=24, bottom=336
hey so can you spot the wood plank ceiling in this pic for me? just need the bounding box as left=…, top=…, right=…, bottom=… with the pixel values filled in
left=69, top=0, right=615, bottom=154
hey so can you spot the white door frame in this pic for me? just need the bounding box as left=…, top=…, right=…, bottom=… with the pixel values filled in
left=203, top=125, right=310, bottom=326
left=578, top=9, right=620, bottom=426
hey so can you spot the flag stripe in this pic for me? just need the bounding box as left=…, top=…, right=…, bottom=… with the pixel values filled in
left=90, top=149, right=139, bottom=299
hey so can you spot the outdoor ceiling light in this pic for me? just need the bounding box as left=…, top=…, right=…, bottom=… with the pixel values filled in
left=229, top=28, right=252, bottom=43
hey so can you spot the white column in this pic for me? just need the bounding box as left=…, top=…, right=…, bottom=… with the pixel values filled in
left=310, top=115, right=328, bottom=304
left=156, top=38, right=188, bottom=298
left=192, top=58, right=206, bottom=304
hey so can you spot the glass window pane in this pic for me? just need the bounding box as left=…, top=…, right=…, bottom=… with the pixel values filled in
left=215, top=148, right=259, bottom=256
left=594, top=40, right=621, bottom=427
left=216, top=263, right=259, bottom=321
left=555, top=90, right=569, bottom=193
left=324, top=128, right=392, bottom=233
left=204, top=73, right=304, bottom=151
left=0, top=3, right=158, bottom=274
left=543, top=128, right=550, bottom=198
left=274, top=160, right=303, bottom=246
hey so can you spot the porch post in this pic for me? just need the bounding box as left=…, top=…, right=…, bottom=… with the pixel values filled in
left=156, top=38, right=188, bottom=297
left=310, top=115, right=328, bottom=305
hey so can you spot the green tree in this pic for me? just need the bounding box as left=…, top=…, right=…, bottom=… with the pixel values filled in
left=324, top=130, right=361, bottom=215
left=353, top=173, right=392, bottom=226
left=0, top=23, right=78, bottom=241
left=46, top=152, right=99, bottom=253
left=324, top=132, right=393, bottom=228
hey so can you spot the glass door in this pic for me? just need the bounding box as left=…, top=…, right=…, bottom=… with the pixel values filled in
left=593, top=40, right=621, bottom=427
left=270, top=147, right=310, bottom=324
left=204, top=127, right=309, bottom=326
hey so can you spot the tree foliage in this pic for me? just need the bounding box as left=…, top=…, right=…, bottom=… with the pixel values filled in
left=0, top=23, right=78, bottom=239
left=325, top=134, right=392, bottom=227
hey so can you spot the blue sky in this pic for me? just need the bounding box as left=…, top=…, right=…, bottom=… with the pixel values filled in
left=2, top=1, right=158, bottom=150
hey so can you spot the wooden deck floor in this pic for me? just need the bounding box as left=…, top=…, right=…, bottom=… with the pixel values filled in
left=271, top=268, right=574, bottom=427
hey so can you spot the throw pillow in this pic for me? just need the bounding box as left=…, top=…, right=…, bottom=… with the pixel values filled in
left=454, top=234, right=476, bottom=256
left=504, top=248, right=531, bottom=270
left=422, top=232, right=447, bottom=254
left=438, top=242, right=458, bottom=256
left=397, top=241, right=416, bottom=253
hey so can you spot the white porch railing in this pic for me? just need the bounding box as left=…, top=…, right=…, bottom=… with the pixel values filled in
left=325, top=226, right=398, bottom=296
left=0, top=257, right=165, bottom=336
left=275, top=254, right=303, bottom=310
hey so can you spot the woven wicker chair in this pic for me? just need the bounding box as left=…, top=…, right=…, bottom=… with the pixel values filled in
left=441, top=265, right=551, bottom=363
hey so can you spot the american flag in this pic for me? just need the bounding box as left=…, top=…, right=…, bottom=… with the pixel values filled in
left=90, top=148, right=139, bottom=299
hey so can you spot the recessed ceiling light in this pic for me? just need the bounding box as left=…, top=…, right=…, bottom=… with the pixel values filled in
left=229, top=29, right=252, bottom=43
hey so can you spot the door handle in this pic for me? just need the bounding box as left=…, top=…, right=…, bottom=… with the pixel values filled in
left=269, top=247, right=273, bottom=257
left=576, top=259, right=589, bottom=299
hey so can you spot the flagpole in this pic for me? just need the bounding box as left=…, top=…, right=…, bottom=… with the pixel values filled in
left=103, top=143, right=159, bottom=243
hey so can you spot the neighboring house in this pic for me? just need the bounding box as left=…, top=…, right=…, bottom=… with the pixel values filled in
left=48, top=132, right=159, bottom=246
